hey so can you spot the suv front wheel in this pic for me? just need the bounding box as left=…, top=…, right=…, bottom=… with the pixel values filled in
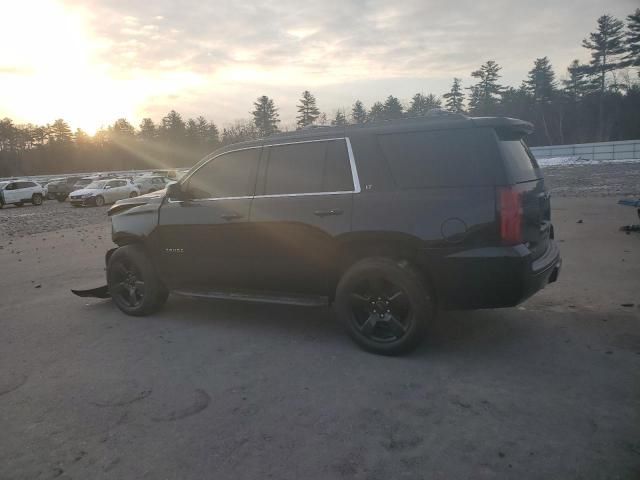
left=335, top=257, right=434, bottom=355
left=107, top=245, right=168, bottom=316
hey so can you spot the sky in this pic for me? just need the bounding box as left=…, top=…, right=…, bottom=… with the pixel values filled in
left=0, top=0, right=637, bottom=134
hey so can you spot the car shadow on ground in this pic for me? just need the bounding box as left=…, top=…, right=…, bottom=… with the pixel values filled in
left=88, top=294, right=534, bottom=358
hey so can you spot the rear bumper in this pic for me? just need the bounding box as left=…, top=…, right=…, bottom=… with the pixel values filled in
left=426, top=240, right=561, bottom=310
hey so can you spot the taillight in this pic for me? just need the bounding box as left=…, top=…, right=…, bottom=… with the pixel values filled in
left=498, top=187, right=523, bottom=245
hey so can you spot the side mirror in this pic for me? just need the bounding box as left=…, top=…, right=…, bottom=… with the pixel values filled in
left=167, top=182, right=186, bottom=200
left=104, top=185, right=112, bottom=190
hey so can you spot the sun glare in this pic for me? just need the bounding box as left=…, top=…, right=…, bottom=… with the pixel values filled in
left=0, top=0, right=203, bottom=135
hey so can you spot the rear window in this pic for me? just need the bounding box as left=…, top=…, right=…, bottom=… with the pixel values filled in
left=377, top=128, right=496, bottom=188
left=496, top=129, right=540, bottom=183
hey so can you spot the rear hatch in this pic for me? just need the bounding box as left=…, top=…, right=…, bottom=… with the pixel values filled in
left=496, top=127, right=551, bottom=261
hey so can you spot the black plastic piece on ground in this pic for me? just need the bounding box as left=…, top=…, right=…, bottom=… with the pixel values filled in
left=71, top=285, right=111, bottom=299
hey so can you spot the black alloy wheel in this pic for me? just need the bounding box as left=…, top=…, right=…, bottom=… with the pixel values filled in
left=110, top=258, right=146, bottom=309
left=335, top=257, right=434, bottom=355
left=348, top=277, right=412, bottom=344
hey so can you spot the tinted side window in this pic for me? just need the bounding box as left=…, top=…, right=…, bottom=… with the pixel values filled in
left=325, top=140, right=354, bottom=192
left=497, top=136, right=540, bottom=183
left=264, top=142, right=326, bottom=195
left=187, top=148, right=260, bottom=199
left=377, top=128, right=496, bottom=188
left=263, top=139, right=354, bottom=195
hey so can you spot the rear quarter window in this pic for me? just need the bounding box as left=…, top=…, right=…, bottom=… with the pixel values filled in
left=495, top=128, right=540, bottom=183
left=377, top=128, right=497, bottom=188
left=498, top=139, right=540, bottom=183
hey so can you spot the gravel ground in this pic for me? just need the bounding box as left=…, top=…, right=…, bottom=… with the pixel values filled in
left=0, top=197, right=638, bottom=479
left=543, top=162, right=640, bottom=197
left=1, top=163, right=638, bottom=241
left=0, top=200, right=110, bottom=240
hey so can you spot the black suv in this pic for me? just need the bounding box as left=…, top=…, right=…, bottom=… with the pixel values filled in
left=102, top=113, right=561, bottom=355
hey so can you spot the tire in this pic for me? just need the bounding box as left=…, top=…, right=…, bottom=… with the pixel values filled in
left=56, top=195, right=67, bottom=202
left=335, top=257, right=434, bottom=356
left=94, top=195, right=105, bottom=207
left=32, top=194, right=43, bottom=206
left=129, top=191, right=138, bottom=198
left=107, top=244, right=168, bottom=316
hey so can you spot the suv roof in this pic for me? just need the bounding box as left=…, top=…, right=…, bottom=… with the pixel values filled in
left=207, top=114, right=533, bottom=159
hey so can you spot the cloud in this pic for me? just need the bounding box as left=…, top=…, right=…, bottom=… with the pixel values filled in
left=12, top=0, right=640, bottom=127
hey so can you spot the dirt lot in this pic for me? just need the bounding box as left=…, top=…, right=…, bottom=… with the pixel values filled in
left=0, top=166, right=639, bottom=479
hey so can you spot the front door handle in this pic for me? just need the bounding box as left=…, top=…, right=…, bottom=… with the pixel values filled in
left=221, top=213, right=243, bottom=221
left=314, top=209, right=344, bottom=217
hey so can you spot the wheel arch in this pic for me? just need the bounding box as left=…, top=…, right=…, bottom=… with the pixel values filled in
left=333, top=231, right=438, bottom=302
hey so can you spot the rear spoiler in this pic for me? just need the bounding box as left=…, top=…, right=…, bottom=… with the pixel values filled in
left=471, top=117, right=534, bottom=138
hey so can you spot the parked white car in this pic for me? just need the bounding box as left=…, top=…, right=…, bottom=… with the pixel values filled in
left=0, top=180, right=45, bottom=208
left=133, top=175, right=171, bottom=194
left=69, top=178, right=140, bottom=207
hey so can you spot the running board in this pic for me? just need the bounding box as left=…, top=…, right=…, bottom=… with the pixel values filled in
left=172, top=289, right=329, bottom=307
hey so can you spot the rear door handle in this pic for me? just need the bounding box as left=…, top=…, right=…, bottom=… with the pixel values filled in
left=221, top=213, right=243, bottom=221
left=314, top=209, right=344, bottom=217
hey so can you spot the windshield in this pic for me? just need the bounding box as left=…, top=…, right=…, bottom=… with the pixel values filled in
left=0, top=182, right=8, bottom=190
left=85, top=181, right=107, bottom=189
left=75, top=179, right=93, bottom=187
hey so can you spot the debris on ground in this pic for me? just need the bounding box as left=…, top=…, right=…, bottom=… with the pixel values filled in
left=617, top=198, right=640, bottom=234
left=620, top=225, right=640, bottom=233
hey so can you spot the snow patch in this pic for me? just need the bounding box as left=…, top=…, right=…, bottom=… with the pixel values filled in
left=537, top=156, right=640, bottom=167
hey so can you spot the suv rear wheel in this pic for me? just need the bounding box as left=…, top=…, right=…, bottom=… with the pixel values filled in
left=335, top=257, right=434, bottom=355
left=107, top=245, right=168, bottom=316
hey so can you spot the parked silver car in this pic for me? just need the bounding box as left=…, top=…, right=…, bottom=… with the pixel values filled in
left=69, top=179, right=140, bottom=207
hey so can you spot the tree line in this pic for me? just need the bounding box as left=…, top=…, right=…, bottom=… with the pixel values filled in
left=1, top=10, right=639, bottom=177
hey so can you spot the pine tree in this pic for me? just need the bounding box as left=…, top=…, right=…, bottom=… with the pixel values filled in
left=296, top=90, right=320, bottom=128
left=582, top=15, right=626, bottom=93
left=368, top=102, right=385, bottom=123
left=407, top=93, right=427, bottom=117
left=382, top=95, right=404, bottom=120
left=74, top=128, right=89, bottom=144
left=582, top=15, right=626, bottom=139
left=196, top=116, right=219, bottom=148
left=523, top=58, right=558, bottom=144
left=424, top=94, right=441, bottom=110
left=351, top=100, right=367, bottom=124
left=185, top=118, right=199, bottom=143
left=111, top=118, right=135, bottom=137
left=562, top=60, right=593, bottom=102
left=468, top=61, right=503, bottom=115
left=407, top=93, right=442, bottom=117
left=252, top=95, right=280, bottom=136
left=317, top=112, right=328, bottom=126
left=50, top=119, right=72, bottom=143
left=160, top=110, right=186, bottom=143
left=443, top=78, right=465, bottom=113
left=138, top=118, right=157, bottom=141
left=332, top=110, right=347, bottom=126
left=525, top=57, right=557, bottom=103
left=624, top=9, right=640, bottom=69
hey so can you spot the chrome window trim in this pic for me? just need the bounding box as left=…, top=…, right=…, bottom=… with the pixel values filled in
left=169, top=137, right=360, bottom=204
